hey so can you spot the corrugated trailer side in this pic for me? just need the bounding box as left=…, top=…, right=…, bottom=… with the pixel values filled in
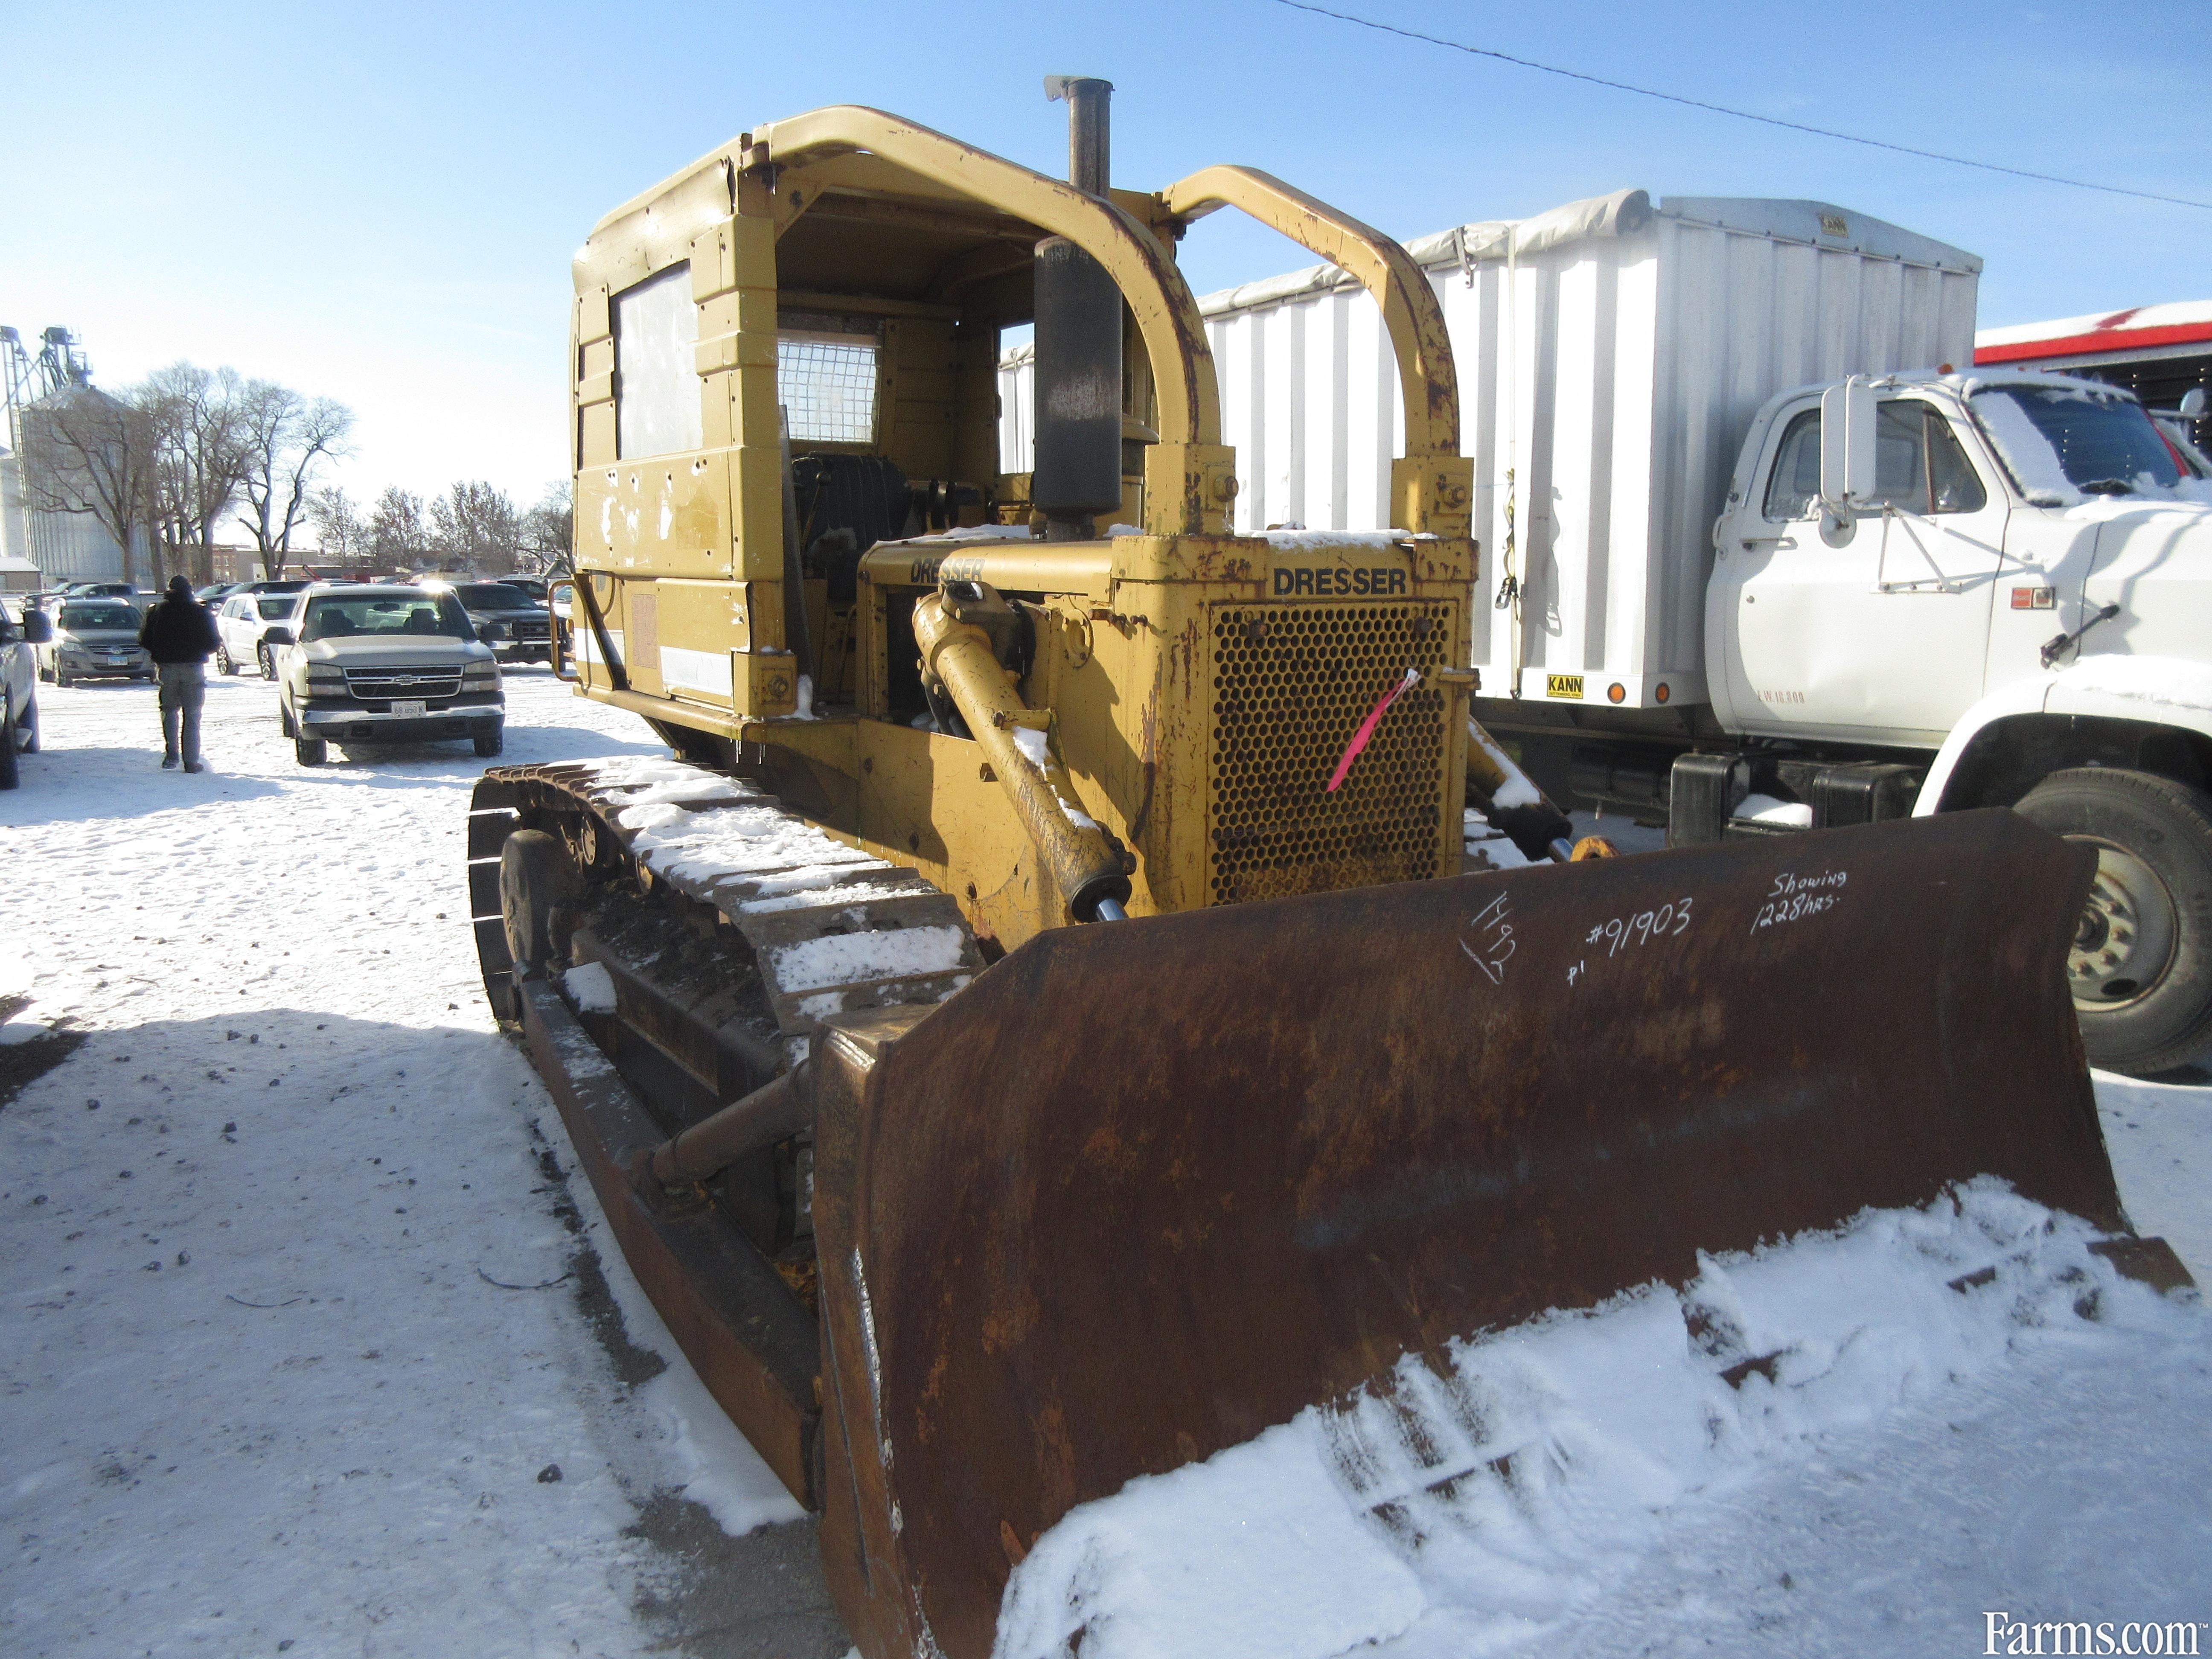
left=998, top=194, right=1978, bottom=713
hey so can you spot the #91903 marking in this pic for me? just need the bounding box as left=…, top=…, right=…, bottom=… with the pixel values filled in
left=1751, top=869, right=1848, bottom=935
left=1587, top=897, right=1694, bottom=958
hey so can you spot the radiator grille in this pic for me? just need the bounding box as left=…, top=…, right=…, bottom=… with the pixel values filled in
left=1208, top=601, right=1454, bottom=905
left=345, top=667, right=464, bottom=702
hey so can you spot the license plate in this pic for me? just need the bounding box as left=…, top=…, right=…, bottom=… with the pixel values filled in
left=103, top=654, right=128, bottom=664
left=392, top=700, right=427, bottom=719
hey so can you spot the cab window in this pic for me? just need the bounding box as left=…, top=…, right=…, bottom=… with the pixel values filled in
left=1764, top=401, right=1987, bottom=520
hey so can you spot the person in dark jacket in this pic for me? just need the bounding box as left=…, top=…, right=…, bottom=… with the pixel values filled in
left=139, top=574, right=221, bottom=771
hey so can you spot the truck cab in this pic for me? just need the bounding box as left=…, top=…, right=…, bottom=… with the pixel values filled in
left=1710, top=369, right=2212, bottom=748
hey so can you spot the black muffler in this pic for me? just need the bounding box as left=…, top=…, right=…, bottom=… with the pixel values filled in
left=1033, top=76, right=1122, bottom=542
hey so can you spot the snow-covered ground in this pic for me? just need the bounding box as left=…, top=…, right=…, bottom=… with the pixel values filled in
left=0, top=671, right=818, bottom=1659
left=3, top=671, right=2207, bottom=1659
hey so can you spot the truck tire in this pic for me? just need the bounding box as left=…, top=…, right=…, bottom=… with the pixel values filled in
left=19, top=693, right=37, bottom=753
left=2015, top=767, right=2212, bottom=1076
left=295, top=735, right=328, bottom=767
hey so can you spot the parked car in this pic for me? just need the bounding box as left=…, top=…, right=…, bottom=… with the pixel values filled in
left=0, top=599, right=53, bottom=789
left=197, top=582, right=247, bottom=608
left=62, top=582, right=154, bottom=611
left=428, top=581, right=553, bottom=664
left=36, top=599, right=155, bottom=687
left=215, top=590, right=308, bottom=678
left=275, top=585, right=504, bottom=766
left=501, top=576, right=550, bottom=604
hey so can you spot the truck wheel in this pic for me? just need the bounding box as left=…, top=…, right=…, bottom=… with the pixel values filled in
left=294, top=735, right=328, bottom=767
left=18, top=694, right=36, bottom=754
left=474, top=728, right=504, bottom=759
left=279, top=700, right=296, bottom=738
left=0, top=694, right=17, bottom=790
left=2015, top=767, right=2212, bottom=1076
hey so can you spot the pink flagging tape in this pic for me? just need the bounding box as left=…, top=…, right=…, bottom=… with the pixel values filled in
left=1326, top=667, right=1421, bottom=793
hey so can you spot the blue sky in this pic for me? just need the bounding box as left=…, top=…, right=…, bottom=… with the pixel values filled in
left=6, top=0, right=2206, bottom=508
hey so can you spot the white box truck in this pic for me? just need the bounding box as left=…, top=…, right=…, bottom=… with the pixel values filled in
left=1002, top=194, right=2212, bottom=1075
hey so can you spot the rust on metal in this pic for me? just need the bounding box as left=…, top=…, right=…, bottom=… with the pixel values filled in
left=808, top=810, right=2116, bottom=1659
left=515, top=978, right=821, bottom=1505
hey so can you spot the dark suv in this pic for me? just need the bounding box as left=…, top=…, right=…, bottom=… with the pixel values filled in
left=443, top=582, right=552, bottom=664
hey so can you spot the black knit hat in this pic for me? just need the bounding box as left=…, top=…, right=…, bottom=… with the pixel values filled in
left=168, top=574, right=193, bottom=597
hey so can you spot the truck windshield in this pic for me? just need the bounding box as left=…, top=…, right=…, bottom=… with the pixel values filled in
left=1969, top=384, right=2181, bottom=502
left=302, top=595, right=472, bottom=640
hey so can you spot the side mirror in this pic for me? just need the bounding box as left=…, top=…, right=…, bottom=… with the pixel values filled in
left=2180, top=387, right=2207, bottom=420
left=1819, top=376, right=1878, bottom=543
left=23, top=610, right=53, bottom=645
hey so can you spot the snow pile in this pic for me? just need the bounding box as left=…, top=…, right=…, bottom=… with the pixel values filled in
left=1008, top=724, right=1103, bottom=828
left=633, top=1359, right=807, bottom=1539
left=1735, top=792, right=1813, bottom=828
left=2059, top=654, right=2212, bottom=716
left=585, top=755, right=754, bottom=808
left=1467, top=722, right=1540, bottom=809
left=900, top=523, right=1041, bottom=544
left=564, top=961, right=617, bottom=1015
left=768, top=923, right=969, bottom=992
left=993, top=1182, right=2203, bottom=1659
left=739, top=870, right=937, bottom=915
left=618, top=799, right=879, bottom=887
left=1257, top=528, right=1413, bottom=550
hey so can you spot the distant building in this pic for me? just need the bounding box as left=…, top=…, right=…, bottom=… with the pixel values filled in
left=3, top=390, right=147, bottom=585
left=1975, top=301, right=2212, bottom=451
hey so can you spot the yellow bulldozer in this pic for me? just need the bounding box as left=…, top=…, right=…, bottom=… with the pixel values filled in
left=466, top=81, right=2180, bottom=1659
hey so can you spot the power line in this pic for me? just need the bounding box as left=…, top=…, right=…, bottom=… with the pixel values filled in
left=1272, top=0, right=2212, bottom=212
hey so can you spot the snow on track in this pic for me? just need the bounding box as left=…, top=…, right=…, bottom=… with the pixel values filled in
left=0, top=671, right=802, bottom=1657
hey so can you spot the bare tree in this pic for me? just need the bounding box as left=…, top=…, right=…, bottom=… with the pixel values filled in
left=235, top=381, right=354, bottom=578
left=143, top=363, right=253, bottom=586
left=17, top=385, right=158, bottom=586
left=306, top=485, right=365, bottom=570
left=521, top=480, right=574, bottom=575
left=367, top=485, right=431, bottom=568
left=430, top=480, right=522, bottom=573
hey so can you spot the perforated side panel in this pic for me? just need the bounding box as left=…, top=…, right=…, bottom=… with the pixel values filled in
left=1208, top=602, right=1455, bottom=905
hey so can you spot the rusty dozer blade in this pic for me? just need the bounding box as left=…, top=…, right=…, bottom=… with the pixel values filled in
left=806, top=809, right=2128, bottom=1659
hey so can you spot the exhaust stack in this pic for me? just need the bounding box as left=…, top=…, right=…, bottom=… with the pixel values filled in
left=1033, top=76, right=1122, bottom=541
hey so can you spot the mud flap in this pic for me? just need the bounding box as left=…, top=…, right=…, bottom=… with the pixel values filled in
left=808, top=809, right=2120, bottom=1659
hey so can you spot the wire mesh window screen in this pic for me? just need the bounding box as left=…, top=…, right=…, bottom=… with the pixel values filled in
left=778, top=335, right=879, bottom=444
